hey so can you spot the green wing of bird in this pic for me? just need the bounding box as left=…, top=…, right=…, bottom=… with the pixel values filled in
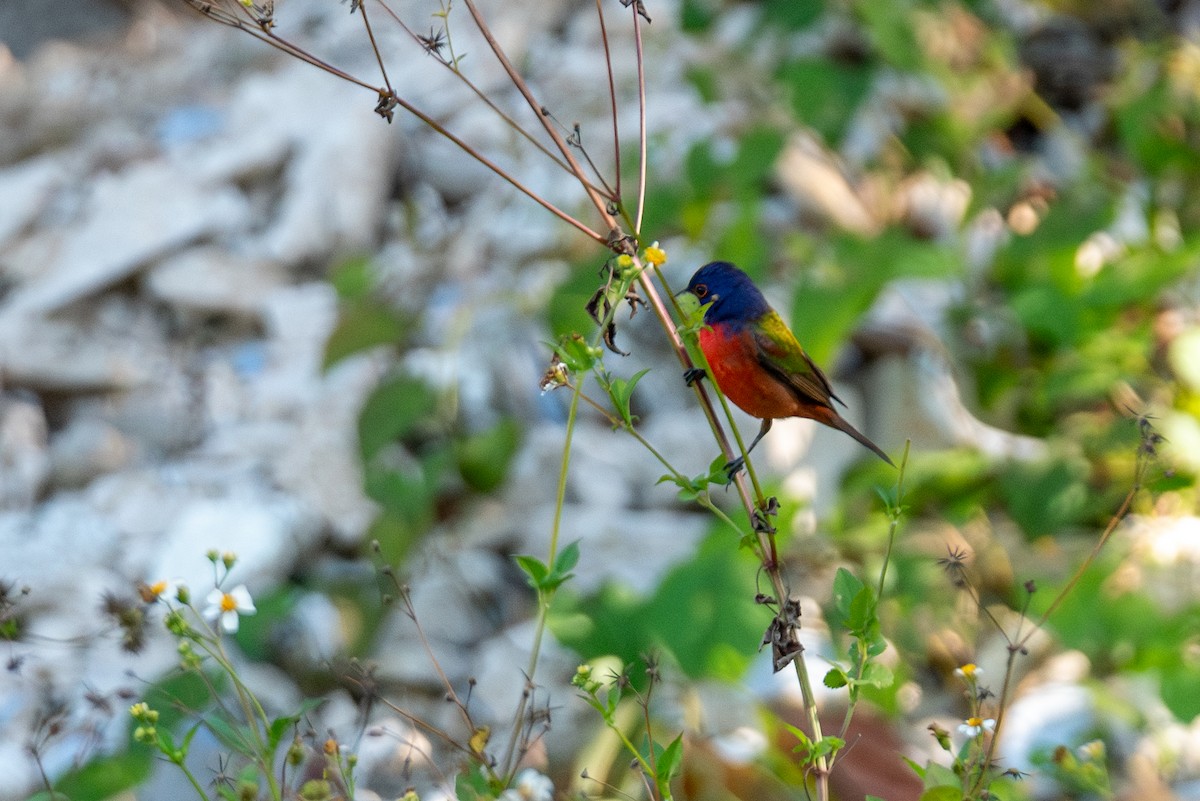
left=751, top=311, right=843, bottom=407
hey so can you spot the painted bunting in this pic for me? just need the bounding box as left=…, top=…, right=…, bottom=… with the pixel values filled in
left=681, top=261, right=894, bottom=469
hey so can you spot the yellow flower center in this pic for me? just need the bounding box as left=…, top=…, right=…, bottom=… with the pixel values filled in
left=960, top=663, right=977, bottom=677
left=966, top=717, right=983, bottom=727
left=219, top=593, right=238, bottom=613
left=150, top=580, right=169, bottom=597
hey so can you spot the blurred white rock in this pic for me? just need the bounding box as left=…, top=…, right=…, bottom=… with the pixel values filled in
left=46, top=417, right=135, bottom=490
left=0, top=160, right=248, bottom=321
left=147, top=490, right=325, bottom=596
left=226, top=64, right=399, bottom=267
left=145, top=247, right=289, bottom=319
left=0, top=154, right=67, bottom=249
left=0, top=395, right=48, bottom=509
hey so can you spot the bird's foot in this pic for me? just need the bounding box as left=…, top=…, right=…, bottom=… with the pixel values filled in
left=722, top=456, right=745, bottom=482
left=683, top=367, right=707, bottom=386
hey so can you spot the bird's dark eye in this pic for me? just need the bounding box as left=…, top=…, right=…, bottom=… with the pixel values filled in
left=694, top=284, right=708, bottom=298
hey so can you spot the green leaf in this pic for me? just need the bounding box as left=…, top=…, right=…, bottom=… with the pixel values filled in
left=854, top=0, right=922, bottom=69
left=613, top=368, right=651, bottom=426
left=515, top=555, right=549, bottom=588
left=919, top=787, right=964, bottom=801
left=454, top=764, right=494, bottom=801
left=323, top=300, right=408, bottom=370
left=902, top=756, right=926, bottom=779
left=832, top=567, right=865, bottom=623
left=180, top=720, right=203, bottom=752
left=516, top=543, right=580, bottom=593
left=29, top=748, right=154, bottom=801
left=555, top=333, right=601, bottom=373
left=846, top=584, right=878, bottom=633
left=550, top=531, right=760, bottom=682
left=328, top=257, right=374, bottom=299
left=812, top=735, right=845, bottom=760
left=555, top=540, right=582, bottom=575
left=658, top=457, right=725, bottom=502
left=824, top=667, right=848, bottom=689
left=267, top=698, right=324, bottom=752
left=859, top=662, right=895, bottom=689
left=778, top=59, right=873, bottom=143
left=657, top=733, right=685, bottom=794
left=357, top=374, right=439, bottom=460
left=999, top=456, right=1091, bottom=538
left=204, top=715, right=248, bottom=752
left=921, top=762, right=962, bottom=790
left=455, top=419, right=521, bottom=492
left=784, top=722, right=813, bottom=753
left=793, top=229, right=959, bottom=364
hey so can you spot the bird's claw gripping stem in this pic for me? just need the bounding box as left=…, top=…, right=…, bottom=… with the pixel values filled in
left=683, top=367, right=707, bottom=387
left=723, top=456, right=745, bottom=482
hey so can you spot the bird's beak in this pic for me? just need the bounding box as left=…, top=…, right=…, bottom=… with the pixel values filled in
left=675, top=288, right=703, bottom=321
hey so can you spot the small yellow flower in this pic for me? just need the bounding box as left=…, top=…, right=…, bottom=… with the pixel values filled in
left=468, top=725, right=490, bottom=756
left=954, top=663, right=981, bottom=680
left=615, top=254, right=634, bottom=269
left=139, top=579, right=183, bottom=604
left=643, top=243, right=667, bottom=266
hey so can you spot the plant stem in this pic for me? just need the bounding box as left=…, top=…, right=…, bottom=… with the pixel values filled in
left=501, top=375, right=584, bottom=779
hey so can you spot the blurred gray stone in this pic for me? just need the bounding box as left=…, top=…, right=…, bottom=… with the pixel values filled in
left=145, top=247, right=289, bottom=318
left=228, top=65, right=398, bottom=267
left=0, top=315, right=163, bottom=393
left=47, top=417, right=135, bottom=490
left=0, top=160, right=248, bottom=321
left=0, top=0, right=131, bottom=61
left=0, top=496, right=123, bottom=609
left=271, top=354, right=383, bottom=547
left=0, top=396, right=48, bottom=509
left=0, top=154, right=67, bottom=249
left=147, top=490, right=326, bottom=597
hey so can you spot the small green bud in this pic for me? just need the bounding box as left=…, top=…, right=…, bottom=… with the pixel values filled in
left=287, top=737, right=305, bottom=766
left=299, top=779, right=333, bottom=801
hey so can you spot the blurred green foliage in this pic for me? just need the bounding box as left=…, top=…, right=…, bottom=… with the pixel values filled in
left=325, top=259, right=522, bottom=565
left=549, top=530, right=762, bottom=682
left=54, top=0, right=1200, bottom=798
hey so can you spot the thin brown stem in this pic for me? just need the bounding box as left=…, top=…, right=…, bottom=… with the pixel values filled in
left=631, top=3, right=649, bottom=234
left=372, top=0, right=615, bottom=201
left=594, top=0, right=622, bottom=201
left=968, top=645, right=1019, bottom=798
left=357, top=0, right=394, bottom=95
left=462, top=0, right=619, bottom=234
left=1025, top=480, right=1139, bottom=642
left=403, top=100, right=608, bottom=243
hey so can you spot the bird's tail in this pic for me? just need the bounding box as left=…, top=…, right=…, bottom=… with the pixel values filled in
left=827, top=413, right=895, bottom=467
